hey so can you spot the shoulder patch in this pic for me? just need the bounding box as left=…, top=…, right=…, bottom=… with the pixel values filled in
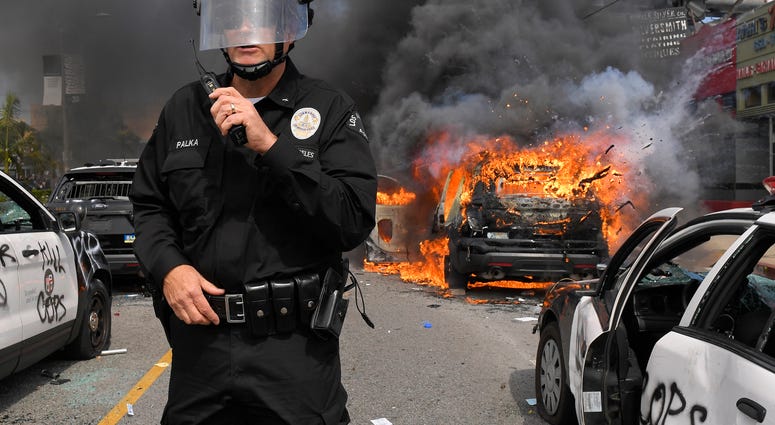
left=291, top=107, right=321, bottom=140
left=346, top=112, right=369, bottom=141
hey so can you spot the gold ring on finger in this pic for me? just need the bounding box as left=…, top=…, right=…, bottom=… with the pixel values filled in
left=230, top=103, right=236, bottom=114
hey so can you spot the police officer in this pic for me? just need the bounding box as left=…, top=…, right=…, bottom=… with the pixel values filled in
left=130, top=0, right=377, bottom=423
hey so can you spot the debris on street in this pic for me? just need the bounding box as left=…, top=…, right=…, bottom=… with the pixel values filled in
left=100, top=348, right=128, bottom=356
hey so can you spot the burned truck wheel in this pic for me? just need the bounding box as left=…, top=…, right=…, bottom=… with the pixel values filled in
left=444, top=255, right=468, bottom=291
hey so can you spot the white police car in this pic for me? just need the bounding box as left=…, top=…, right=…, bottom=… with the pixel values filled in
left=0, top=170, right=112, bottom=380
left=534, top=186, right=775, bottom=423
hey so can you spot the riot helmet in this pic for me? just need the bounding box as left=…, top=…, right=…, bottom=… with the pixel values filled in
left=194, top=0, right=313, bottom=80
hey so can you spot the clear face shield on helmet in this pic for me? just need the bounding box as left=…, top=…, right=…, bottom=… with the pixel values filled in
left=199, top=0, right=309, bottom=50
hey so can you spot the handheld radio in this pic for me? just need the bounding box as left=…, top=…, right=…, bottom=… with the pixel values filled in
left=191, top=41, right=248, bottom=146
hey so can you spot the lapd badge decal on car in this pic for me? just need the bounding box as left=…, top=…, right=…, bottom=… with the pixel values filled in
left=291, top=107, right=321, bottom=140
left=44, top=269, right=55, bottom=295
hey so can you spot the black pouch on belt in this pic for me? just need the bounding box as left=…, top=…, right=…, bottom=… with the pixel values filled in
left=295, top=273, right=320, bottom=326
left=244, top=281, right=273, bottom=337
left=311, top=261, right=349, bottom=340
left=271, top=279, right=296, bottom=333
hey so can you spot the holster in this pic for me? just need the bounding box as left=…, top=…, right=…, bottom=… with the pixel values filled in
left=311, top=259, right=350, bottom=340
left=244, top=281, right=273, bottom=337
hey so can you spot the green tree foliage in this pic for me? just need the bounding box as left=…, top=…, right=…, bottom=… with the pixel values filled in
left=1, top=93, right=21, bottom=173
left=1, top=93, right=59, bottom=187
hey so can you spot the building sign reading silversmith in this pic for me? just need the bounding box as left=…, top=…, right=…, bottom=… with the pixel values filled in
left=637, top=7, right=691, bottom=59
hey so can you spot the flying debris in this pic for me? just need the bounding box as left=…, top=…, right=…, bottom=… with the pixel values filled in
left=578, top=166, right=611, bottom=187
left=616, top=200, right=636, bottom=212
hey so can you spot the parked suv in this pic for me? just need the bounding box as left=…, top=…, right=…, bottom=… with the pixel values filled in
left=434, top=157, right=608, bottom=291
left=47, top=159, right=139, bottom=279
left=0, top=169, right=112, bottom=379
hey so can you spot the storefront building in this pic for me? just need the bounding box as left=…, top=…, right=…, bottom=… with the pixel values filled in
left=734, top=4, right=775, bottom=203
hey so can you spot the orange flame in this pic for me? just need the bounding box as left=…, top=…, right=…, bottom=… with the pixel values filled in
left=377, top=187, right=417, bottom=206
left=415, top=130, right=647, bottom=250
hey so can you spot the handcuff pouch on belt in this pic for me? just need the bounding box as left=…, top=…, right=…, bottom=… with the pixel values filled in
left=244, top=281, right=274, bottom=337
left=271, top=279, right=296, bottom=333
left=310, top=260, right=350, bottom=340
left=295, top=273, right=320, bottom=326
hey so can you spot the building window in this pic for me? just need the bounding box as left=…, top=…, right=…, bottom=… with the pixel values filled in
left=769, top=83, right=775, bottom=104
left=744, top=86, right=762, bottom=108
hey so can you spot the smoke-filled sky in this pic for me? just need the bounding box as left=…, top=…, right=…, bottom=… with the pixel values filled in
left=0, top=0, right=418, bottom=137
left=0, top=0, right=749, bottom=210
left=367, top=0, right=752, bottom=212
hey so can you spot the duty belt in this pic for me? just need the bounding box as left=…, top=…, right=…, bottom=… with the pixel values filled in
left=204, top=273, right=322, bottom=337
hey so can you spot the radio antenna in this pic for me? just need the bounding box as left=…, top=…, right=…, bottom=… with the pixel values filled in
left=189, top=39, right=207, bottom=76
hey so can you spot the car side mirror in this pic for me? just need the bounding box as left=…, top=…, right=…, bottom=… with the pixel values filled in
left=712, top=313, right=735, bottom=339
left=57, top=211, right=80, bottom=233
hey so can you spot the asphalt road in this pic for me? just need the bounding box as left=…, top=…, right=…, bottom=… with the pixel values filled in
left=0, top=266, right=548, bottom=425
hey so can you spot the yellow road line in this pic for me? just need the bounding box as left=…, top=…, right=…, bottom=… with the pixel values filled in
left=97, top=349, right=172, bottom=425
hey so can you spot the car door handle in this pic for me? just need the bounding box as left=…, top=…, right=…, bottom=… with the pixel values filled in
left=22, top=249, right=39, bottom=257
left=737, top=397, right=766, bottom=422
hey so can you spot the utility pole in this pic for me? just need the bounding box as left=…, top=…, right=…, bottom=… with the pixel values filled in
left=62, top=80, right=69, bottom=172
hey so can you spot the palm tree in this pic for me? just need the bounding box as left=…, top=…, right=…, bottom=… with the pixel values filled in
left=11, top=127, right=57, bottom=183
left=0, top=93, right=21, bottom=173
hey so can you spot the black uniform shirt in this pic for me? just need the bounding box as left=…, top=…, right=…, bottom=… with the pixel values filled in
left=130, top=59, right=377, bottom=292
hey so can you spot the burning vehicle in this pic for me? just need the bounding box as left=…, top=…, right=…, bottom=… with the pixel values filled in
left=365, top=175, right=418, bottom=263
left=365, top=175, right=429, bottom=264
left=364, top=133, right=642, bottom=292
left=430, top=135, right=636, bottom=292
left=435, top=155, right=608, bottom=291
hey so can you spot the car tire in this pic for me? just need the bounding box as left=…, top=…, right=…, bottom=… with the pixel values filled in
left=535, top=321, right=576, bottom=425
left=63, top=279, right=111, bottom=359
left=444, top=255, right=468, bottom=291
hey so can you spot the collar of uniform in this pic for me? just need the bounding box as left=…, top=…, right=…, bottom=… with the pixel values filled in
left=262, top=58, right=300, bottom=110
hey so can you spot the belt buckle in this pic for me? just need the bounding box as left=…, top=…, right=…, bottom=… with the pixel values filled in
left=224, top=294, right=246, bottom=324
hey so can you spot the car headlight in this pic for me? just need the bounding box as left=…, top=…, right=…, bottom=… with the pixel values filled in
left=466, top=215, right=482, bottom=231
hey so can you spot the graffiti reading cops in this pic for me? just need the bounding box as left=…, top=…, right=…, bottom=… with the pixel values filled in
left=39, top=241, right=65, bottom=273
left=640, top=374, right=708, bottom=425
left=37, top=269, right=66, bottom=323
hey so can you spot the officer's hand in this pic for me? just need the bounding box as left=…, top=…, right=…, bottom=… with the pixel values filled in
left=209, top=87, right=278, bottom=154
left=162, top=264, right=225, bottom=325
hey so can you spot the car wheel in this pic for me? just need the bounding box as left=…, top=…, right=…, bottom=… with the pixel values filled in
left=444, top=255, right=468, bottom=291
left=535, top=321, right=575, bottom=425
left=63, top=279, right=111, bottom=359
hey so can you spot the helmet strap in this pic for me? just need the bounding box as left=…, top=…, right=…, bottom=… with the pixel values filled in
left=222, top=42, right=292, bottom=81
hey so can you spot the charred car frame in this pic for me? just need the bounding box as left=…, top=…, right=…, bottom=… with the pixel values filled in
left=434, top=157, right=608, bottom=291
